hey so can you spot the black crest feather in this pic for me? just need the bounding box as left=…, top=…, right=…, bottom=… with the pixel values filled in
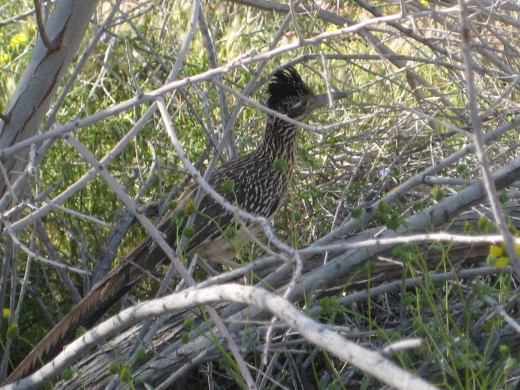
left=267, top=66, right=312, bottom=112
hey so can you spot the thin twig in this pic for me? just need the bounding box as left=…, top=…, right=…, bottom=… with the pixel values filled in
left=33, top=0, right=60, bottom=52
left=457, top=0, right=520, bottom=277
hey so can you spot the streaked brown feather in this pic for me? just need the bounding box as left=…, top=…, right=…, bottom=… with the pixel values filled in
left=4, top=66, right=346, bottom=383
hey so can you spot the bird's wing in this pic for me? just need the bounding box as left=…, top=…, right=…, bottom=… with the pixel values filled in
left=5, top=155, right=281, bottom=383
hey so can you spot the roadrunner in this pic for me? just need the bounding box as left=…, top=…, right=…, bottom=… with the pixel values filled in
left=6, top=66, right=347, bottom=383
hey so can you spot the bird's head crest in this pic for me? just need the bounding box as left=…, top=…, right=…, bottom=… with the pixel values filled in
left=267, top=67, right=313, bottom=113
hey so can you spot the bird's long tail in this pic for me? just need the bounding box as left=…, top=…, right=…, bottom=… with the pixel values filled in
left=4, top=232, right=170, bottom=384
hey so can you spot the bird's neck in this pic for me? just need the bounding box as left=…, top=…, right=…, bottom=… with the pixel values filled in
left=258, top=117, right=298, bottom=165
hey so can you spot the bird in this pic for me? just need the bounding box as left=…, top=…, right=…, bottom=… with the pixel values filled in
left=4, top=66, right=347, bottom=383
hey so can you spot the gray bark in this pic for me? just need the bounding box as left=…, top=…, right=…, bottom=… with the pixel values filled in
left=0, top=0, right=100, bottom=209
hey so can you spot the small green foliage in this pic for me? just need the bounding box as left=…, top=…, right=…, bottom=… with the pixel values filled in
left=472, top=281, right=492, bottom=298
left=377, top=201, right=402, bottom=230
left=482, top=317, right=500, bottom=331
left=507, top=219, right=518, bottom=235
left=135, top=348, right=147, bottom=363
left=75, top=325, right=87, bottom=338
left=412, top=319, right=427, bottom=337
left=391, top=168, right=401, bottom=177
left=428, top=241, right=446, bottom=252
left=172, top=209, right=185, bottom=227
left=419, top=295, right=430, bottom=307
left=452, top=352, right=467, bottom=369
left=499, top=191, right=508, bottom=204
left=183, top=317, right=195, bottom=328
left=108, top=360, right=132, bottom=382
left=221, top=178, right=235, bottom=194
left=402, top=293, right=415, bottom=307
left=486, top=253, right=499, bottom=267
left=499, top=344, right=511, bottom=354
left=60, top=368, right=74, bottom=381
left=182, top=226, right=196, bottom=239
left=388, top=331, right=401, bottom=342
left=319, top=297, right=341, bottom=314
left=392, top=246, right=405, bottom=260
left=218, top=357, right=230, bottom=370
left=457, top=164, right=470, bottom=179
left=463, top=220, right=474, bottom=232
left=376, top=328, right=387, bottom=339
left=6, top=323, right=18, bottom=339
left=223, top=225, right=237, bottom=240
left=184, top=199, right=197, bottom=215
left=361, top=260, right=375, bottom=273
left=298, top=189, right=311, bottom=201
left=412, top=201, right=424, bottom=211
left=504, top=357, right=518, bottom=370
left=477, top=215, right=495, bottom=233
left=392, top=244, right=416, bottom=262
left=167, top=200, right=177, bottom=211
left=458, top=338, right=470, bottom=351
left=108, top=361, right=121, bottom=374
left=273, top=158, right=288, bottom=172
left=430, top=185, right=444, bottom=201
left=351, top=207, right=362, bottom=219
left=385, top=218, right=401, bottom=230
left=181, top=332, right=190, bottom=344
left=119, top=364, right=133, bottom=383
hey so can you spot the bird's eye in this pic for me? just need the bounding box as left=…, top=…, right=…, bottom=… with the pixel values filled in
left=300, top=99, right=309, bottom=107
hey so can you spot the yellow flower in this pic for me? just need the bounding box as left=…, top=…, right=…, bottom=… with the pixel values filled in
left=0, top=52, right=8, bottom=64
left=10, top=32, right=29, bottom=47
left=3, top=308, right=10, bottom=319
left=489, top=244, right=503, bottom=257
left=495, top=257, right=510, bottom=268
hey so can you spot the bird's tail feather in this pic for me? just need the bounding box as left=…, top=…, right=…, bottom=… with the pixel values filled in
left=4, top=233, right=170, bottom=384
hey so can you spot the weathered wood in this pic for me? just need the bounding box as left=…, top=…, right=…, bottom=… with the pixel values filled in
left=54, top=202, right=520, bottom=389
left=0, top=0, right=100, bottom=209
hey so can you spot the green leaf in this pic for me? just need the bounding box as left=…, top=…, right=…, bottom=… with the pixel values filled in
left=224, top=225, right=237, bottom=240
left=135, top=348, right=147, bottom=363
left=351, top=207, right=362, bottom=219
left=75, top=325, right=87, bottom=338
left=221, top=178, right=235, bottom=194
left=60, top=368, right=74, bottom=381
left=183, top=226, right=196, bottom=239
left=6, top=323, right=18, bottom=339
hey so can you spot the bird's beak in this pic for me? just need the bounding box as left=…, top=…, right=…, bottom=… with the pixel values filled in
left=311, top=91, right=349, bottom=111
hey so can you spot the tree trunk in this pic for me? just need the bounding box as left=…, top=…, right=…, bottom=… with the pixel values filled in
left=0, top=0, right=100, bottom=211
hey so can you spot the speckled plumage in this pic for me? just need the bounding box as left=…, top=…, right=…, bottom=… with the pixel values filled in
left=6, top=66, right=345, bottom=383
left=167, top=66, right=316, bottom=262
